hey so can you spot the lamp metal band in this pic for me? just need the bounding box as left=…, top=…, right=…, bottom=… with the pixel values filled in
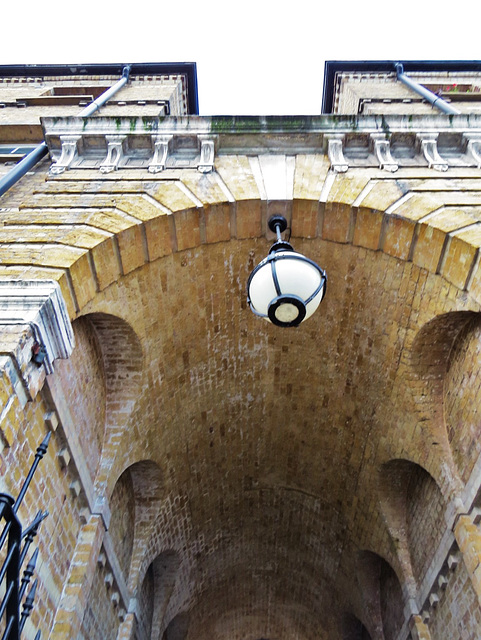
left=270, top=259, right=282, bottom=296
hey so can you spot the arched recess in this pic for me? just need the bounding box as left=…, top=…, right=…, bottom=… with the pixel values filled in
left=81, top=312, right=144, bottom=495
left=109, top=467, right=136, bottom=579
left=409, top=310, right=481, bottom=490
left=55, top=311, right=144, bottom=487
left=108, top=460, right=164, bottom=588
left=84, top=312, right=144, bottom=418
left=356, top=551, right=404, bottom=640
left=410, top=311, right=477, bottom=383
left=379, top=459, right=446, bottom=588
left=443, top=313, right=481, bottom=483
left=54, top=315, right=107, bottom=480
left=411, top=310, right=476, bottom=416
left=162, top=611, right=190, bottom=640
left=136, top=562, right=155, bottom=640
left=341, top=613, right=372, bottom=640
left=149, top=551, right=182, bottom=640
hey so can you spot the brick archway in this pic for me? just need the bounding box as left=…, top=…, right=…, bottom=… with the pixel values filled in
left=4, top=168, right=481, bottom=639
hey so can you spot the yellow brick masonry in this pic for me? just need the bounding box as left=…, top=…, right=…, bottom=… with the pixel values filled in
left=116, top=613, right=136, bottom=640
left=1, top=161, right=480, bottom=320
left=1, top=154, right=481, bottom=639
left=409, top=615, right=432, bottom=640
left=453, top=515, right=481, bottom=609
left=50, top=514, right=104, bottom=640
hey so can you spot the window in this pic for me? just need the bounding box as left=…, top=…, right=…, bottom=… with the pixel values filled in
left=0, top=144, right=38, bottom=161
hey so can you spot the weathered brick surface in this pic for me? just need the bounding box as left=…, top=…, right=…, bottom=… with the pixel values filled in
left=380, top=560, right=404, bottom=640
left=79, top=560, right=120, bottom=640
left=53, top=317, right=106, bottom=479
left=136, top=564, right=154, bottom=639
left=109, top=469, right=136, bottom=578
left=428, top=556, right=481, bottom=639
left=444, top=317, right=481, bottom=483
left=3, top=106, right=481, bottom=640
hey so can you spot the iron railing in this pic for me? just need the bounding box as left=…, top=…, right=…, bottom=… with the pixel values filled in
left=0, top=433, right=50, bottom=640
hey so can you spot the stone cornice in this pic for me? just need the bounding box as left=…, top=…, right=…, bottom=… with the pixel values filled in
left=42, top=113, right=481, bottom=134
left=41, top=114, right=481, bottom=175
left=0, top=280, right=74, bottom=374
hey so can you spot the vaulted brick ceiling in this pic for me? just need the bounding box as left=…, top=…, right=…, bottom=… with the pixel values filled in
left=78, top=232, right=471, bottom=639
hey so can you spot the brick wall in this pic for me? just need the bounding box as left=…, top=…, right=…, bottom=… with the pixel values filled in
left=380, top=560, right=404, bottom=640
left=109, top=469, right=136, bottom=578
left=79, top=560, right=121, bottom=639
left=407, top=466, right=446, bottom=586
left=444, top=317, right=481, bottom=483
left=54, top=316, right=106, bottom=479
left=2, top=116, right=481, bottom=638
left=428, top=558, right=481, bottom=639
left=0, top=384, right=86, bottom=637
left=136, top=563, right=154, bottom=640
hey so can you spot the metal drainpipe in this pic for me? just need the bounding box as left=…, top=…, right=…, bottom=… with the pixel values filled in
left=395, top=63, right=461, bottom=115
left=0, top=64, right=132, bottom=198
left=77, top=64, right=131, bottom=117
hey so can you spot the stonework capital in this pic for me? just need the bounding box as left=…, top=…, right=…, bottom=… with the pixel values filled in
left=0, top=280, right=74, bottom=374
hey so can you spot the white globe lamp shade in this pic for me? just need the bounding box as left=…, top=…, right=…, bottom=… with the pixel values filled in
left=247, top=216, right=327, bottom=327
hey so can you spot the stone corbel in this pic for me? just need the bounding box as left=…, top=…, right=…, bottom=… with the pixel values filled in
left=148, top=135, right=173, bottom=173
left=326, top=135, right=348, bottom=173
left=370, top=134, right=398, bottom=172
left=100, top=135, right=126, bottom=174
left=50, top=135, right=82, bottom=175
left=410, top=614, right=432, bottom=639
left=197, top=136, right=216, bottom=173
left=417, top=133, right=448, bottom=171
left=0, top=280, right=74, bottom=375
left=463, top=134, right=481, bottom=168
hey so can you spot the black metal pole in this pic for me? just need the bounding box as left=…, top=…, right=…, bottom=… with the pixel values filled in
left=4, top=501, right=20, bottom=640
left=14, top=433, right=51, bottom=513
left=19, top=579, right=37, bottom=632
left=20, top=511, right=47, bottom=566
left=19, top=549, right=38, bottom=601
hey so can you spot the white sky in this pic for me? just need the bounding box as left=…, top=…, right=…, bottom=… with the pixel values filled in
left=3, top=1, right=480, bottom=116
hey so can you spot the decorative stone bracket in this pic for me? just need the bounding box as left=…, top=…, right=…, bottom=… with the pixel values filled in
left=147, top=134, right=215, bottom=173
left=464, top=133, right=481, bottom=168
left=197, top=135, right=215, bottom=173
left=326, top=135, right=348, bottom=173
left=49, top=135, right=82, bottom=175
left=100, top=135, right=126, bottom=174
left=148, top=135, right=173, bottom=173
left=416, top=133, right=448, bottom=172
left=0, top=280, right=74, bottom=375
left=370, top=133, right=398, bottom=172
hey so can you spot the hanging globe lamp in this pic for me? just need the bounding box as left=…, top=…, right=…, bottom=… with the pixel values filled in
left=247, top=215, right=327, bottom=327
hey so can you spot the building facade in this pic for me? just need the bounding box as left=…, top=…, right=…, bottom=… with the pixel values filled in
left=1, top=61, right=481, bottom=640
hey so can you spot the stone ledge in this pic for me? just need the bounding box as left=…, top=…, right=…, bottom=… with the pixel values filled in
left=42, top=114, right=481, bottom=176
left=0, top=279, right=74, bottom=374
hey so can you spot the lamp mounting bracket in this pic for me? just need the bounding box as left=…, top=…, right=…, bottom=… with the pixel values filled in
left=268, top=215, right=288, bottom=234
